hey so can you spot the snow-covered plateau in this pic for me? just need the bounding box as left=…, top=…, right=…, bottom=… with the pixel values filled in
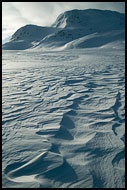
left=2, top=9, right=125, bottom=188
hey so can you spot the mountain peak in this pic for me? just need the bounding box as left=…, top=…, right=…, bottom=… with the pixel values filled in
left=52, top=9, right=125, bottom=30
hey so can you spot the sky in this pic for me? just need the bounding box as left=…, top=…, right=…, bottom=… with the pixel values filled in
left=2, top=2, right=125, bottom=44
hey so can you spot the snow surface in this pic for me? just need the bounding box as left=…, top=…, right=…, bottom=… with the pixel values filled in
left=2, top=46, right=125, bottom=188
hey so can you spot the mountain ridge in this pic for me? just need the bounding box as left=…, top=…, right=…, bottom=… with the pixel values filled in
left=3, top=9, right=125, bottom=50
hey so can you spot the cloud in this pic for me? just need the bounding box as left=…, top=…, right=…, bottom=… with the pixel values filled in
left=2, top=2, right=30, bottom=42
left=2, top=2, right=125, bottom=43
left=2, top=3, right=29, bottom=29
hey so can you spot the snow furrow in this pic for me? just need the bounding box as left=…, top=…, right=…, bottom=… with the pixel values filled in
left=2, top=48, right=125, bottom=188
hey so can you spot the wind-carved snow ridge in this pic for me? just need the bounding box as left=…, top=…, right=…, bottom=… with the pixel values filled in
left=2, top=47, right=125, bottom=188
left=2, top=9, right=125, bottom=50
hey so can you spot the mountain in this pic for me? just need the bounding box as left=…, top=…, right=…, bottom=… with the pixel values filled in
left=2, top=25, right=60, bottom=50
left=52, top=9, right=125, bottom=30
left=2, top=9, right=125, bottom=50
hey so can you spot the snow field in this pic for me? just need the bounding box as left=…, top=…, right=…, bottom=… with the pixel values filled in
left=2, top=48, right=125, bottom=188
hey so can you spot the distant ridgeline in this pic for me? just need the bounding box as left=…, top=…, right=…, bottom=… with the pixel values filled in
left=3, top=9, right=125, bottom=50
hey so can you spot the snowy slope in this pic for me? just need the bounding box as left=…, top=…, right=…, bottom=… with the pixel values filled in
left=52, top=9, right=125, bottom=30
left=2, top=9, right=125, bottom=50
left=2, top=25, right=60, bottom=50
left=62, top=30, right=125, bottom=49
left=34, top=9, right=125, bottom=49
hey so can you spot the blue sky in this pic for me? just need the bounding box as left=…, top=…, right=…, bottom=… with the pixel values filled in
left=2, top=2, right=125, bottom=44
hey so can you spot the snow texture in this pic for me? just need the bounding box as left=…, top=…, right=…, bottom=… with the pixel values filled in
left=2, top=47, right=125, bottom=188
